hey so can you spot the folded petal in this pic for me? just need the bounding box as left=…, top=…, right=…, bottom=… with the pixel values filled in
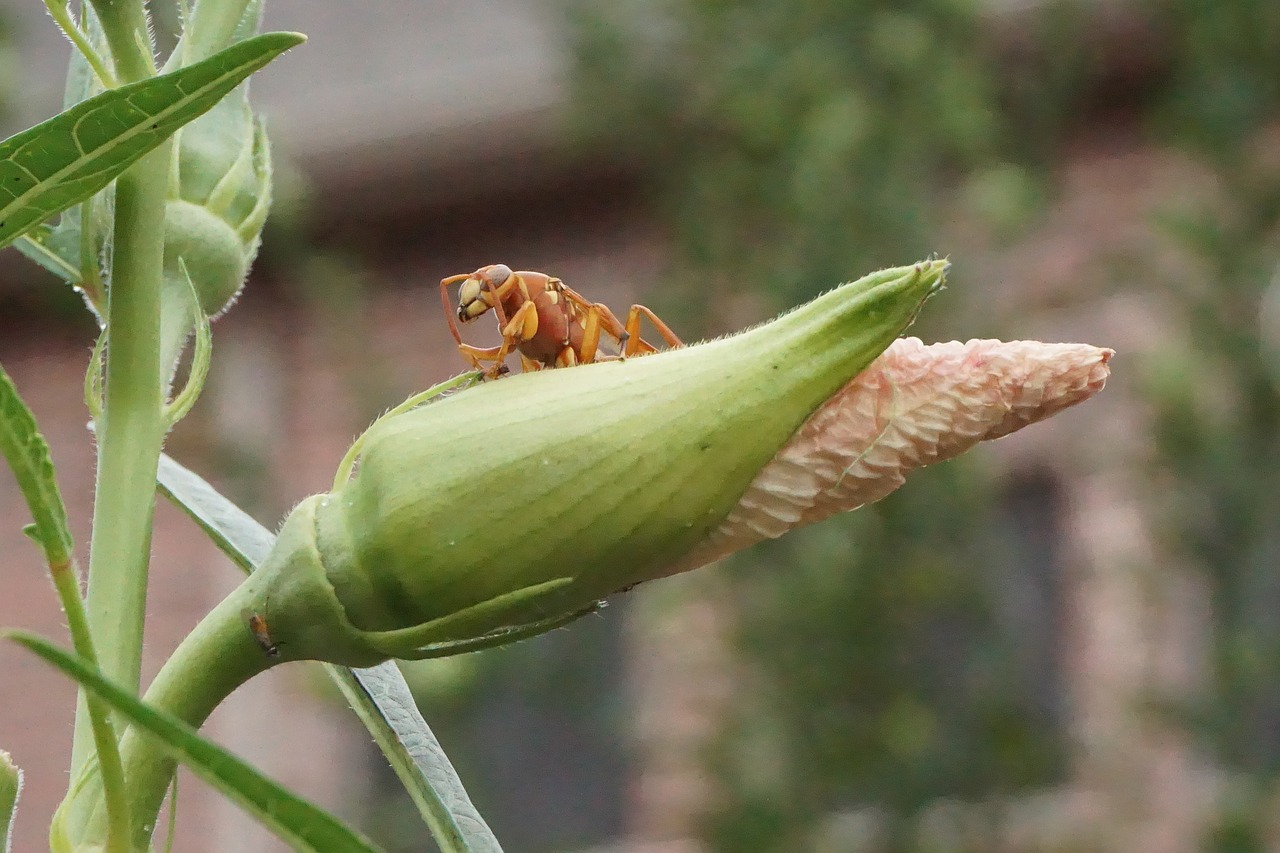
left=668, top=338, right=1114, bottom=574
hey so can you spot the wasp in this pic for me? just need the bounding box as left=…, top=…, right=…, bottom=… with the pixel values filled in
left=440, top=264, right=682, bottom=378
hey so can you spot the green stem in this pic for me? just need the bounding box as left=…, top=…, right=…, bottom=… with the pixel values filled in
left=69, top=144, right=172, bottom=793
left=50, top=558, right=133, bottom=853
left=86, top=0, right=155, bottom=82
left=43, top=0, right=118, bottom=88
left=114, top=581, right=272, bottom=849
left=0, top=751, right=21, bottom=853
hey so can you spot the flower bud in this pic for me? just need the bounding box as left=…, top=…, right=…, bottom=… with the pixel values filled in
left=252, top=260, right=948, bottom=664
left=159, top=89, right=272, bottom=369
left=668, top=337, right=1115, bottom=574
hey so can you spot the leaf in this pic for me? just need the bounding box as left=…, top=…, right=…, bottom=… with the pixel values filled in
left=0, top=750, right=20, bottom=853
left=334, top=667, right=502, bottom=852
left=155, top=453, right=274, bottom=569
left=0, top=31, right=305, bottom=250
left=2, top=374, right=132, bottom=852
left=7, top=631, right=386, bottom=853
left=12, top=225, right=81, bottom=283
left=0, top=364, right=74, bottom=565
left=156, top=453, right=503, bottom=852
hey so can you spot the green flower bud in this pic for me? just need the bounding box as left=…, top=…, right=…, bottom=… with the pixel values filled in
left=159, top=88, right=272, bottom=371
left=250, top=260, right=947, bottom=665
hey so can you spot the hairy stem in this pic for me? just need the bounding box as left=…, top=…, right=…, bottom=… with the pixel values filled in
left=65, top=143, right=172, bottom=835
left=117, top=581, right=271, bottom=848
left=86, top=0, right=155, bottom=82
left=50, top=556, right=132, bottom=852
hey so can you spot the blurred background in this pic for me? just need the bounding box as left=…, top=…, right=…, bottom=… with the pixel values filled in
left=1, top=0, right=1279, bottom=850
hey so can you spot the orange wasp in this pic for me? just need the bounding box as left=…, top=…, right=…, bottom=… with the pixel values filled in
left=440, top=264, right=682, bottom=378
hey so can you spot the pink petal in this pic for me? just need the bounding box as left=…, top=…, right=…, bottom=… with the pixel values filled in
left=664, top=338, right=1114, bottom=576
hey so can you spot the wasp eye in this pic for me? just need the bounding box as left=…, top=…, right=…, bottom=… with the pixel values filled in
left=482, top=264, right=513, bottom=288
left=457, top=277, right=489, bottom=322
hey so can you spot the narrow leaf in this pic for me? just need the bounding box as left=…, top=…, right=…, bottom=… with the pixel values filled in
left=13, top=225, right=81, bottom=283
left=335, top=667, right=501, bottom=852
left=1, top=373, right=132, bottom=849
left=0, top=750, right=20, bottom=853
left=156, top=453, right=501, bottom=852
left=7, top=631, right=385, bottom=853
left=0, top=31, right=305, bottom=249
left=155, top=452, right=272, bottom=569
left=0, top=365, right=74, bottom=564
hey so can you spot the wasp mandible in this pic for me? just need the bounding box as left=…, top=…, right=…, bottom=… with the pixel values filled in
left=440, top=264, right=682, bottom=378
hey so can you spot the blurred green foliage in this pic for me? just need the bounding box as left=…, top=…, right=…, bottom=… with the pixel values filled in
left=568, top=0, right=1091, bottom=324
left=569, top=1, right=1090, bottom=849
left=569, top=0, right=1280, bottom=848
left=706, top=464, right=1067, bottom=851
left=1146, top=0, right=1280, bottom=825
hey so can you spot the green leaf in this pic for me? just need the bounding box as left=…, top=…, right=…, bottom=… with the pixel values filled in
left=4, top=372, right=131, bottom=853
left=0, top=31, right=305, bottom=250
left=12, top=224, right=81, bottom=283
left=0, top=750, right=20, bottom=853
left=333, top=667, right=501, bottom=852
left=156, top=453, right=502, bottom=852
left=6, top=631, right=386, bottom=853
left=0, top=365, right=74, bottom=565
left=155, top=452, right=273, bottom=569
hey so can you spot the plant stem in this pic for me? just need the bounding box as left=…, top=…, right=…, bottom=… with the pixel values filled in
left=50, top=557, right=133, bottom=853
left=87, top=0, right=155, bottom=82
left=68, top=144, right=172, bottom=789
left=70, top=0, right=166, bottom=780
left=115, top=581, right=272, bottom=849
left=66, top=578, right=271, bottom=849
left=43, top=0, right=117, bottom=88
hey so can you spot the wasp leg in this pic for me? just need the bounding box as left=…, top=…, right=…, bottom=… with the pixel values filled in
left=456, top=343, right=508, bottom=377
left=577, top=304, right=604, bottom=364
left=501, top=299, right=539, bottom=343
left=554, top=346, right=580, bottom=368
left=518, top=353, right=543, bottom=372
left=560, top=286, right=631, bottom=359
left=475, top=300, right=539, bottom=378
left=623, top=304, right=683, bottom=356
left=439, top=274, right=473, bottom=346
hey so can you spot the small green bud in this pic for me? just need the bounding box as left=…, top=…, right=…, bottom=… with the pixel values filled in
left=250, top=260, right=947, bottom=665
left=159, top=89, right=272, bottom=371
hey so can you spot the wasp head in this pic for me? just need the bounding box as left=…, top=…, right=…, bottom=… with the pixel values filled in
left=457, top=264, right=514, bottom=323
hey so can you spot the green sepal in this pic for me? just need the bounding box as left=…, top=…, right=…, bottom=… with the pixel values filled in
left=247, top=496, right=388, bottom=667
left=378, top=604, right=603, bottom=661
